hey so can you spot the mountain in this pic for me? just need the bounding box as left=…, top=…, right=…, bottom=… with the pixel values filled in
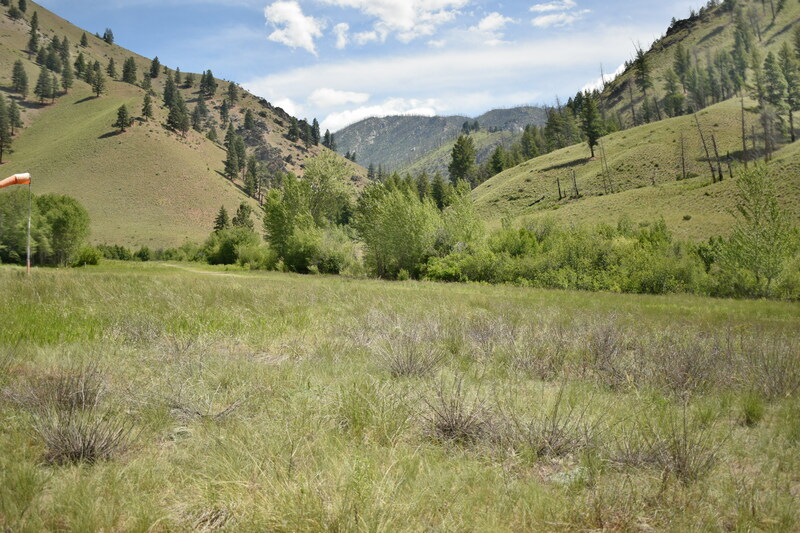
left=473, top=0, right=800, bottom=241
left=0, top=1, right=365, bottom=248
left=334, top=106, right=546, bottom=174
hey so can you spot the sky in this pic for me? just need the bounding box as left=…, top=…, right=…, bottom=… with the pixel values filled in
left=37, top=0, right=703, bottom=132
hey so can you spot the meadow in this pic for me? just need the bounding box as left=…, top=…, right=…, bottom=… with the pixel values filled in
left=1, top=262, right=799, bottom=531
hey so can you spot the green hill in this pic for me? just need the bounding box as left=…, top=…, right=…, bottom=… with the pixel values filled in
left=0, top=2, right=365, bottom=248
left=401, top=130, right=518, bottom=178
left=474, top=0, right=800, bottom=241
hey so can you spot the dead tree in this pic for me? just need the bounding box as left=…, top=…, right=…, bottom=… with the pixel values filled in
left=694, top=114, right=717, bottom=183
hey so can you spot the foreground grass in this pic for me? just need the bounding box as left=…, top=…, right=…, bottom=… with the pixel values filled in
left=1, top=263, right=799, bottom=531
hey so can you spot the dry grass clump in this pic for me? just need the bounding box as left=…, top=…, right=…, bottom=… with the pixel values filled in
left=424, top=376, right=488, bottom=444
left=9, top=362, right=105, bottom=412
left=585, top=316, right=632, bottom=390
left=32, top=405, right=133, bottom=465
left=737, top=334, right=800, bottom=401
left=375, top=330, right=445, bottom=378
left=645, top=335, right=720, bottom=395
left=506, top=385, right=603, bottom=459
left=508, top=324, right=569, bottom=381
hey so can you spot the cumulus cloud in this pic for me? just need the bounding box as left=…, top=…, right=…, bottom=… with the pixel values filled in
left=319, top=0, right=468, bottom=43
left=530, top=0, right=588, bottom=28
left=333, top=22, right=350, bottom=49
left=264, top=1, right=325, bottom=55
left=308, top=88, right=370, bottom=108
left=320, top=98, right=439, bottom=131
left=354, top=31, right=379, bottom=45
left=470, top=12, right=515, bottom=45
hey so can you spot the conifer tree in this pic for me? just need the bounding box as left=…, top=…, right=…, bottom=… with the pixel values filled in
left=191, top=105, right=204, bottom=131
left=673, top=43, right=691, bottom=92
left=779, top=43, right=800, bottom=142
left=663, top=69, right=685, bottom=117
left=224, top=145, right=239, bottom=180
left=489, top=146, right=505, bottom=175
left=764, top=51, right=787, bottom=109
left=224, top=122, right=236, bottom=150
left=323, top=129, right=331, bottom=148
left=74, top=53, right=86, bottom=79
left=448, top=135, right=476, bottom=184
left=49, top=72, right=58, bottom=102
left=431, top=172, right=447, bottom=210
left=29, top=10, right=37, bottom=31
left=58, top=36, right=69, bottom=66
left=207, top=125, right=218, bottom=143
left=220, top=99, right=229, bottom=124
left=9, top=99, right=22, bottom=135
left=102, top=28, right=114, bottom=44
left=106, top=58, right=117, bottom=79
left=329, top=132, right=336, bottom=151
left=11, top=60, right=28, bottom=99
left=18, top=0, right=26, bottom=12
left=167, top=92, right=190, bottom=135
left=244, top=109, right=255, bottom=130
left=287, top=118, right=300, bottom=142
left=91, top=65, right=105, bottom=97
left=581, top=95, right=603, bottom=158
left=174, top=67, right=181, bottom=86
left=8, top=6, right=21, bottom=19
left=232, top=202, right=254, bottom=229
left=60, top=63, right=73, bottom=93
left=227, top=82, right=238, bottom=106
left=121, top=57, right=137, bottom=83
left=33, top=65, right=51, bottom=103
left=163, top=75, right=177, bottom=108
left=184, top=72, right=194, bottom=88
left=367, top=163, right=375, bottom=181
left=141, top=73, right=152, bottom=92
left=142, top=93, right=153, bottom=120
left=234, top=136, right=246, bottom=177
left=80, top=33, right=88, bottom=47
left=311, top=118, right=320, bottom=145
left=27, top=29, right=38, bottom=59
left=199, top=70, right=217, bottom=98
left=213, top=205, right=230, bottom=231
left=113, top=104, right=132, bottom=132
left=150, top=56, right=160, bottom=78
left=0, top=95, right=12, bottom=164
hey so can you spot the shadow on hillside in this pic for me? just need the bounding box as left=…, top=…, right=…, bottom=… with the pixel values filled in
left=769, top=17, right=800, bottom=42
left=74, top=96, right=96, bottom=105
left=98, top=130, right=123, bottom=139
left=214, top=170, right=250, bottom=196
left=540, top=158, right=589, bottom=173
left=697, top=25, right=725, bottom=45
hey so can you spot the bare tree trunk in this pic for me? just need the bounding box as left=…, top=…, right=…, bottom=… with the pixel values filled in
left=711, top=135, right=724, bottom=182
left=695, top=114, right=717, bottom=182
left=789, top=108, right=796, bottom=143
left=628, top=81, right=637, bottom=126
left=557, top=176, right=563, bottom=200
left=572, top=170, right=579, bottom=197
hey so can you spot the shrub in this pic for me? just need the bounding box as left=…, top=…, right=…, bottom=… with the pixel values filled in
left=237, top=244, right=278, bottom=271
left=424, top=376, right=487, bottom=444
left=204, top=227, right=259, bottom=265
left=135, top=246, right=151, bottom=262
left=375, top=331, right=444, bottom=378
left=72, top=245, right=101, bottom=266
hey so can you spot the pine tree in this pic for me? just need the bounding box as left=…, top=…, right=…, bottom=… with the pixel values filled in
left=244, top=109, right=255, bottom=130
left=234, top=136, right=246, bottom=176
left=150, top=56, right=160, bottom=78
left=49, top=72, right=58, bottom=102
left=106, top=58, right=117, bottom=79
left=779, top=43, right=800, bottom=142
left=113, top=104, right=132, bottom=132
left=58, top=36, right=70, bottom=66
left=220, top=100, right=229, bottom=124
left=74, top=53, right=86, bottom=79
left=27, top=29, right=38, bottom=59
left=663, top=69, right=685, bottom=117
left=311, top=118, right=320, bottom=145
left=431, top=172, right=447, bottom=210
left=323, top=129, right=331, bottom=148
left=224, top=122, right=236, bottom=150
left=0, top=95, right=12, bottom=164
left=142, top=93, right=153, bottom=120
left=367, top=163, right=375, bottom=181
left=11, top=60, right=28, bottom=99
left=167, top=92, right=190, bottom=135
left=448, top=135, right=476, bottom=184
left=489, top=146, right=505, bottom=175
left=227, top=82, right=238, bottom=106
left=213, top=205, right=230, bottom=231
left=673, top=43, right=691, bottom=92
left=287, top=118, right=300, bottom=142
left=121, top=57, right=137, bottom=83
left=207, top=125, right=218, bottom=143
left=232, top=202, right=254, bottom=229
left=581, top=95, right=603, bottom=158
left=8, top=99, right=22, bottom=135
left=224, top=145, right=239, bottom=181
left=29, top=10, right=37, bottom=31
left=191, top=105, right=204, bottom=131
left=329, top=132, right=336, bottom=151
left=91, top=66, right=105, bottom=97
left=174, top=67, right=181, bottom=86
left=163, top=75, right=177, bottom=108
left=80, top=33, right=88, bottom=47
left=18, top=0, right=26, bottom=12
left=8, top=6, right=21, bottom=19
left=199, top=70, right=217, bottom=98
left=102, top=28, right=114, bottom=44
left=764, top=51, right=787, bottom=109
left=184, top=72, right=194, bottom=88
left=33, top=65, right=51, bottom=103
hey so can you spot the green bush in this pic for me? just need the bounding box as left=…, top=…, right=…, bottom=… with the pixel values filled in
left=204, top=227, right=260, bottom=265
left=71, top=246, right=101, bottom=267
left=237, top=244, right=278, bottom=271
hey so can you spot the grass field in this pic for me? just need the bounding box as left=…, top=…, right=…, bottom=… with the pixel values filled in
left=1, top=262, right=799, bottom=531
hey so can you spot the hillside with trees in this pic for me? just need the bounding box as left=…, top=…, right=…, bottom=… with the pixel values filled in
left=0, top=1, right=365, bottom=247
left=472, top=0, right=800, bottom=240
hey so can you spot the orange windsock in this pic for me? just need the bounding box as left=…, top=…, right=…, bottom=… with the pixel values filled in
left=0, top=173, right=31, bottom=188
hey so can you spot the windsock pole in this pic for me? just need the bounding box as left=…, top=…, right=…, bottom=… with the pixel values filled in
left=0, top=173, right=33, bottom=275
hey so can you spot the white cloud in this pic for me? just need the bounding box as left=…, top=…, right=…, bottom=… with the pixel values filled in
left=264, top=1, right=325, bottom=55
left=354, top=31, right=379, bottom=45
left=474, top=12, right=514, bottom=33
left=321, top=98, right=439, bottom=132
left=531, top=10, right=589, bottom=28
left=309, top=88, right=370, bottom=108
left=319, top=0, right=468, bottom=43
left=273, top=97, right=302, bottom=117
left=530, top=0, right=576, bottom=13
left=333, top=22, right=350, bottom=49
left=428, top=39, right=446, bottom=47
left=581, top=62, right=626, bottom=92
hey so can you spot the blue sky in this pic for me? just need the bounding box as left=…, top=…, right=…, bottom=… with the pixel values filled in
left=37, top=0, right=702, bottom=131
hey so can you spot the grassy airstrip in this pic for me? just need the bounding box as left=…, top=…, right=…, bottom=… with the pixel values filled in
left=1, top=262, right=799, bottom=531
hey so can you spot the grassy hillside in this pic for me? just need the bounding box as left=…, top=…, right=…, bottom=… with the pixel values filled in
left=0, top=2, right=365, bottom=248
left=474, top=0, right=800, bottom=241
left=401, top=130, right=517, bottom=178
left=474, top=99, right=800, bottom=239
left=1, top=263, right=799, bottom=530
left=335, top=106, right=545, bottom=173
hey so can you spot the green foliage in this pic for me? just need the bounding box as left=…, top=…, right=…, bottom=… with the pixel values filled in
left=714, top=165, right=797, bottom=298
left=149, top=56, right=160, bottom=79
left=112, top=105, right=132, bottom=132
left=71, top=245, right=101, bottom=267
left=0, top=95, right=13, bottom=164
left=213, top=205, right=230, bottom=231
left=0, top=189, right=51, bottom=265
left=204, top=227, right=260, bottom=265
left=121, top=57, right=137, bottom=84
left=448, top=135, right=476, bottom=184
left=11, top=60, right=28, bottom=99
left=36, top=194, right=90, bottom=266
left=303, top=150, right=352, bottom=226
left=580, top=95, right=604, bottom=157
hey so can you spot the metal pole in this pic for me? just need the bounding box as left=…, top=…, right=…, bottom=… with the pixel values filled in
left=27, top=181, right=31, bottom=275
